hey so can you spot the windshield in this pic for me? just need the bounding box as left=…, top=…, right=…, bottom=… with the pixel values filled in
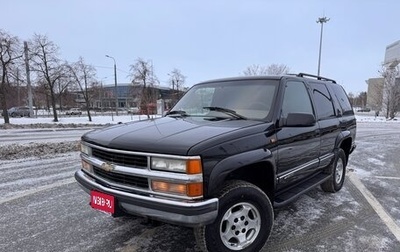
left=169, top=79, right=278, bottom=120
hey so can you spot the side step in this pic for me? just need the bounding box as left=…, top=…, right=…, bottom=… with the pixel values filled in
left=273, top=173, right=331, bottom=208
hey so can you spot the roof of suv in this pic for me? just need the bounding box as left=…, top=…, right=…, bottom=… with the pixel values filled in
left=197, top=73, right=337, bottom=85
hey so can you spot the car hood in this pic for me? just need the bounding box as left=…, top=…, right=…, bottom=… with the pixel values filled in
left=82, top=116, right=264, bottom=155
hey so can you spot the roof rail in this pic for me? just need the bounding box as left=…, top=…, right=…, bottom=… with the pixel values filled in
left=296, top=73, right=336, bottom=84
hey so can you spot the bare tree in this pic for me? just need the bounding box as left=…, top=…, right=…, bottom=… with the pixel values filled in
left=130, top=58, right=158, bottom=118
left=168, top=68, right=186, bottom=105
left=0, top=30, right=22, bottom=124
left=266, top=63, right=290, bottom=75
left=347, top=92, right=368, bottom=109
left=67, top=57, right=98, bottom=121
left=243, top=63, right=290, bottom=76
left=347, top=92, right=355, bottom=107
left=30, top=34, right=67, bottom=122
left=35, top=79, right=51, bottom=110
left=243, top=64, right=268, bottom=76
left=380, top=65, right=400, bottom=119
left=358, top=92, right=367, bottom=108
left=56, top=69, right=74, bottom=109
left=168, top=68, right=186, bottom=91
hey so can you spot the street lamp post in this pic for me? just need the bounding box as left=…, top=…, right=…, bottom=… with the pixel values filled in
left=105, top=55, right=118, bottom=116
left=316, top=16, right=330, bottom=76
left=99, top=77, right=107, bottom=116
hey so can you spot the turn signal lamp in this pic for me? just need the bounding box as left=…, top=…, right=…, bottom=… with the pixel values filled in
left=151, top=180, right=203, bottom=197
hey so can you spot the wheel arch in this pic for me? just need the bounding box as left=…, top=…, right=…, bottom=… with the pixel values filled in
left=335, top=131, right=353, bottom=164
left=207, top=149, right=276, bottom=201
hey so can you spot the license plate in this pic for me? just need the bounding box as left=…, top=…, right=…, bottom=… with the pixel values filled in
left=90, top=191, right=115, bottom=214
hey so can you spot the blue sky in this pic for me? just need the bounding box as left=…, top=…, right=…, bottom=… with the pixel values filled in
left=3, top=0, right=400, bottom=94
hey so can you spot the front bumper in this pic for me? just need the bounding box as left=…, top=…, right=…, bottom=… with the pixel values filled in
left=75, top=170, right=218, bottom=227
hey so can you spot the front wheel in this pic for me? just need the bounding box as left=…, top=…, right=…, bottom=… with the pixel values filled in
left=194, top=180, right=273, bottom=252
left=321, top=149, right=347, bottom=193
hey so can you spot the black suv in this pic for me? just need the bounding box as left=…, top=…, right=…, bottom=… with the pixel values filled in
left=75, top=73, right=356, bottom=252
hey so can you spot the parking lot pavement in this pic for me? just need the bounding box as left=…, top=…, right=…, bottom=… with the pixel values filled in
left=264, top=122, right=400, bottom=251
left=265, top=175, right=400, bottom=251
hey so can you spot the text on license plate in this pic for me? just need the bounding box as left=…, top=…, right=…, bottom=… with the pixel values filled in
left=90, top=191, right=115, bottom=214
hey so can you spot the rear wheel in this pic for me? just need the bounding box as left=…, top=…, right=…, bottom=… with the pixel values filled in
left=321, top=149, right=347, bottom=193
left=194, top=180, right=273, bottom=252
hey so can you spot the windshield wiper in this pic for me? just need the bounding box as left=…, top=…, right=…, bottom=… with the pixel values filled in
left=203, top=106, right=247, bottom=120
left=165, top=110, right=189, bottom=117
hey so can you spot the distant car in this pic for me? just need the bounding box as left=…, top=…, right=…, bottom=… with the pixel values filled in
left=127, top=107, right=139, bottom=114
left=66, top=108, right=82, bottom=115
left=357, top=108, right=371, bottom=112
left=2, top=106, right=31, bottom=117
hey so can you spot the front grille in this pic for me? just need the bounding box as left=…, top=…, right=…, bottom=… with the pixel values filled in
left=93, top=166, right=149, bottom=189
left=92, top=148, right=148, bottom=168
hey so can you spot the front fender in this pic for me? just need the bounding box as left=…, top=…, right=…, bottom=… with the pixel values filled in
left=207, top=148, right=275, bottom=196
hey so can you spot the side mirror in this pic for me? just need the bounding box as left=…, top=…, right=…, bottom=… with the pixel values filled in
left=285, top=113, right=316, bottom=127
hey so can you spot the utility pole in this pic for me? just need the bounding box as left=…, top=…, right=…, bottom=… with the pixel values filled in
left=317, top=16, right=330, bottom=76
left=99, top=77, right=107, bottom=116
left=24, top=41, right=34, bottom=117
left=16, top=68, right=20, bottom=106
left=105, top=55, right=118, bottom=116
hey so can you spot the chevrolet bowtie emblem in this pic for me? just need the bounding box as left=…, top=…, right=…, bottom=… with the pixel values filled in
left=100, top=162, right=115, bottom=172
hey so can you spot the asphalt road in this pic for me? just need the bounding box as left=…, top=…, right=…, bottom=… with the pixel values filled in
left=1, top=122, right=399, bottom=252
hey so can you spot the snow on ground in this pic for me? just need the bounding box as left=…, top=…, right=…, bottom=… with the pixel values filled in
left=0, top=114, right=160, bottom=159
left=0, top=141, right=78, bottom=160
left=0, top=113, right=160, bottom=129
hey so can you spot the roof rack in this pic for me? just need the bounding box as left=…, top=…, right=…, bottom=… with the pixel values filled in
left=296, top=73, right=336, bottom=84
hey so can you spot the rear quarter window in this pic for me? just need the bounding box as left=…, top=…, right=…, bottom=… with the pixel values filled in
left=329, top=84, right=354, bottom=116
left=310, top=83, right=335, bottom=120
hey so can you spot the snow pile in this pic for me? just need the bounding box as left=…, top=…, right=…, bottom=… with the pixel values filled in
left=0, top=141, right=79, bottom=160
left=0, top=123, right=108, bottom=130
left=0, top=115, right=152, bottom=160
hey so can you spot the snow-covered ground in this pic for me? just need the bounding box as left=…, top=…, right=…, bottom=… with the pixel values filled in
left=0, top=113, right=160, bottom=128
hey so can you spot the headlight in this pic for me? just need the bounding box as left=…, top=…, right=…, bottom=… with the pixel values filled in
left=151, top=157, right=202, bottom=174
left=80, top=143, right=92, bottom=156
left=151, top=157, right=186, bottom=173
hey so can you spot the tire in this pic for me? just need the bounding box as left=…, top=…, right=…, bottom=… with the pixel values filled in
left=321, top=149, right=347, bottom=193
left=194, top=180, right=273, bottom=252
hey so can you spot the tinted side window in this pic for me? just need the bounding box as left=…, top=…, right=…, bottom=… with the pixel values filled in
left=310, top=83, right=335, bottom=120
left=282, top=81, right=313, bottom=117
left=329, top=84, right=353, bottom=115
